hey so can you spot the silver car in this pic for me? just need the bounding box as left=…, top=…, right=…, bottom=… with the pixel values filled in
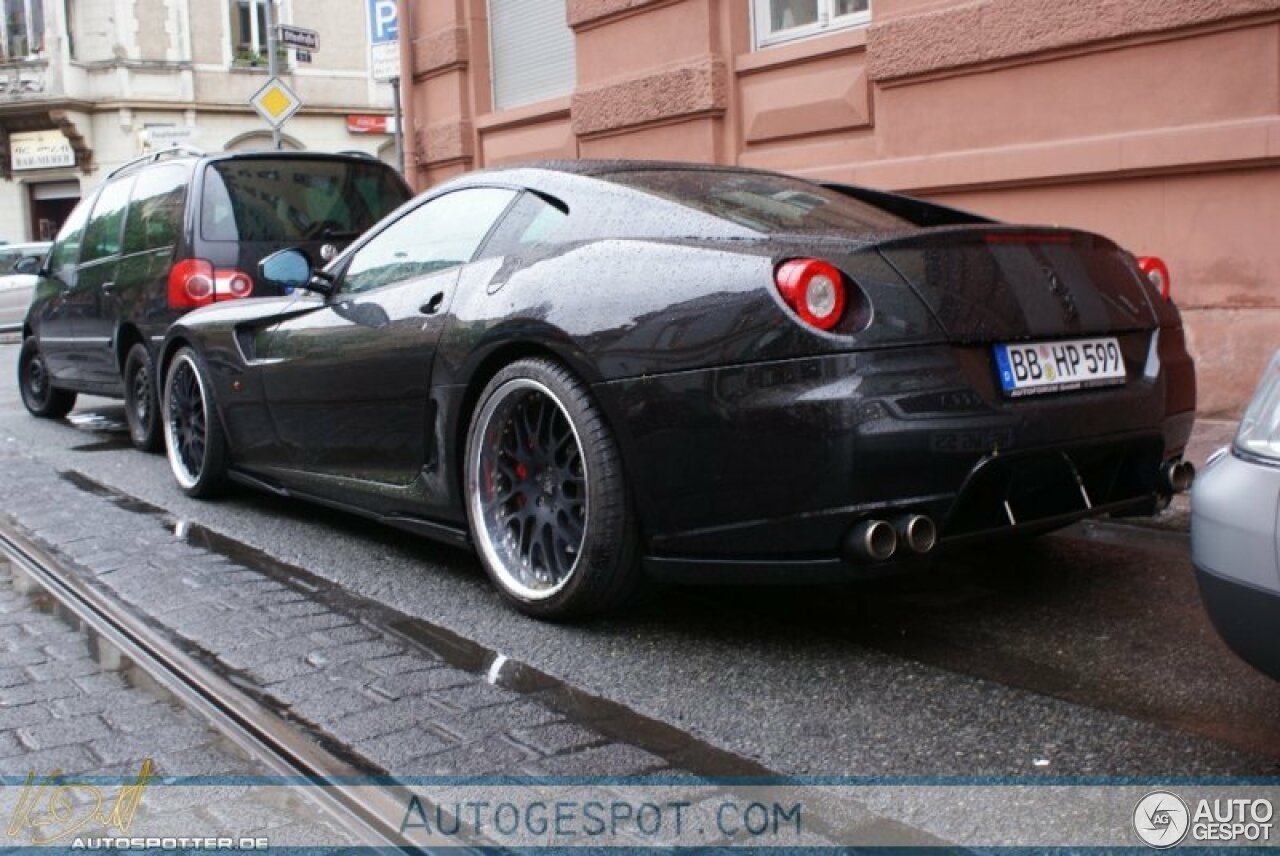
left=0, top=242, right=50, bottom=332
left=1191, top=351, right=1280, bottom=680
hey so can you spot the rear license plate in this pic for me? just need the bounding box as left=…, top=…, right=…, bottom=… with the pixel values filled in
left=993, top=337, right=1125, bottom=397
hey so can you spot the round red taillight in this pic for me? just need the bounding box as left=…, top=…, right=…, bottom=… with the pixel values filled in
left=168, top=259, right=217, bottom=309
left=775, top=259, right=846, bottom=331
left=186, top=272, right=214, bottom=301
left=1137, top=256, right=1171, bottom=302
left=227, top=273, right=253, bottom=298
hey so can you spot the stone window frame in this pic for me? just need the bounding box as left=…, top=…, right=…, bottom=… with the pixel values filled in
left=751, top=0, right=870, bottom=50
left=0, top=0, right=44, bottom=60
left=229, top=0, right=290, bottom=70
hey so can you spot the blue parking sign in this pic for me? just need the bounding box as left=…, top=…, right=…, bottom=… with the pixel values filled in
left=369, top=0, right=398, bottom=44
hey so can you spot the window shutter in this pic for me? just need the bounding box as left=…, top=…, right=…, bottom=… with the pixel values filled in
left=489, top=0, right=577, bottom=112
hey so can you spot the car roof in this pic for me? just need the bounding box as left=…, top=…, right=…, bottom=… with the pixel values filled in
left=475, top=159, right=782, bottom=181
left=107, top=147, right=393, bottom=182
left=200, top=149, right=386, bottom=165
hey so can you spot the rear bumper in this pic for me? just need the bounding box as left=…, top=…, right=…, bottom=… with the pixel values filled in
left=596, top=340, right=1195, bottom=577
left=643, top=493, right=1153, bottom=584
left=1194, top=564, right=1280, bottom=681
left=1190, top=449, right=1280, bottom=679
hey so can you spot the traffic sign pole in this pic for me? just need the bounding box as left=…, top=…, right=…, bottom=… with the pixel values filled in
left=369, top=0, right=404, bottom=177
left=391, top=77, right=404, bottom=177
left=264, top=0, right=281, bottom=149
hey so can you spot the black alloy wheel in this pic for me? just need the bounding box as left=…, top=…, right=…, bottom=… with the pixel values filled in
left=465, top=358, right=639, bottom=619
left=17, top=337, right=76, bottom=419
left=162, top=347, right=228, bottom=497
left=124, top=343, right=162, bottom=452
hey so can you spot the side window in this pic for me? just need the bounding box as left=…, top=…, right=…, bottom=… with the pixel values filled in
left=341, top=188, right=517, bottom=295
left=122, top=165, right=187, bottom=255
left=80, top=177, right=136, bottom=264
left=47, top=195, right=94, bottom=278
left=477, top=192, right=568, bottom=259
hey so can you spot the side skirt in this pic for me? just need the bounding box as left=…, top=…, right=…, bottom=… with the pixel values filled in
left=226, top=468, right=472, bottom=551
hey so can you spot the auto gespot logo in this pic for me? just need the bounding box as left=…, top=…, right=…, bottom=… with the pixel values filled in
left=1134, top=791, right=1274, bottom=848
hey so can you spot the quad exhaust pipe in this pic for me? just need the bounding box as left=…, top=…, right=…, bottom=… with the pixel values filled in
left=846, top=519, right=898, bottom=562
left=844, top=514, right=937, bottom=563
left=1161, top=459, right=1196, bottom=494
left=896, top=514, right=937, bottom=555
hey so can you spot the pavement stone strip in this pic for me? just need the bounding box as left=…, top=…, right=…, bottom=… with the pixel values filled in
left=0, top=436, right=1273, bottom=850
left=0, top=444, right=913, bottom=849
left=0, top=558, right=358, bottom=849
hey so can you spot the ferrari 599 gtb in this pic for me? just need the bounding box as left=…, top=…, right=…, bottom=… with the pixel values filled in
left=155, top=161, right=1197, bottom=618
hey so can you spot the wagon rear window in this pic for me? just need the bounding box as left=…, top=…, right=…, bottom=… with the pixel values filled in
left=605, top=169, right=911, bottom=235
left=200, top=158, right=410, bottom=242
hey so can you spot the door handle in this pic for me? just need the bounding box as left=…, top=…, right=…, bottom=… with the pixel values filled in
left=419, top=292, right=444, bottom=315
left=101, top=281, right=115, bottom=293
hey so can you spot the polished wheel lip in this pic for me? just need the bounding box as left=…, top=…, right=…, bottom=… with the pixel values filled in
left=163, top=353, right=207, bottom=490
left=468, top=377, right=589, bottom=602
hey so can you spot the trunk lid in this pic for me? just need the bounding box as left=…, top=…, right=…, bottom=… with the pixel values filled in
left=876, top=226, right=1156, bottom=343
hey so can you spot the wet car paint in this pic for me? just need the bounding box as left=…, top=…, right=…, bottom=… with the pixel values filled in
left=159, top=161, right=1197, bottom=579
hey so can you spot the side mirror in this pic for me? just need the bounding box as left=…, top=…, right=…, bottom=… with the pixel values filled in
left=259, top=248, right=327, bottom=295
left=13, top=256, right=39, bottom=275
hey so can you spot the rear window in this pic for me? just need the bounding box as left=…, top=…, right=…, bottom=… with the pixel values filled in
left=605, top=169, right=911, bottom=235
left=200, top=158, right=410, bottom=242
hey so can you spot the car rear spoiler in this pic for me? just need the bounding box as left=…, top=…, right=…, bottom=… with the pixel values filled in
left=819, top=181, right=996, bottom=227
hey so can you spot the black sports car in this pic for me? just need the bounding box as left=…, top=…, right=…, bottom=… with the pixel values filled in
left=157, top=161, right=1197, bottom=618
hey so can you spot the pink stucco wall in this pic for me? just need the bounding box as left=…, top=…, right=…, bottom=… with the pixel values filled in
left=400, top=0, right=1280, bottom=416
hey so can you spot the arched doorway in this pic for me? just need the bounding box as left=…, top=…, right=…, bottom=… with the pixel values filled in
left=223, top=131, right=304, bottom=152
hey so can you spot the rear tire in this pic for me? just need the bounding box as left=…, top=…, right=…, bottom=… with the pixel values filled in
left=17, top=337, right=75, bottom=419
left=162, top=346, right=228, bottom=498
left=123, top=343, right=162, bottom=452
left=464, top=357, right=640, bottom=619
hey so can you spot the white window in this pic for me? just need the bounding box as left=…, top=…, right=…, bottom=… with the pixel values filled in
left=230, top=0, right=283, bottom=67
left=1, top=0, right=44, bottom=59
left=488, top=0, right=576, bottom=112
left=752, top=0, right=869, bottom=49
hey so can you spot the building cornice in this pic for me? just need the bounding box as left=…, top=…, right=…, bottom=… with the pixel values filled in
left=412, top=25, right=469, bottom=80
left=567, top=0, right=686, bottom=31
left=868, top=0, right=1280, bottom=82
left=571, top=55, right=726, bottom=138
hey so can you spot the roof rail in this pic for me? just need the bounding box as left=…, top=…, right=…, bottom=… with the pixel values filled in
left=106, top=144, right=205, bottom=180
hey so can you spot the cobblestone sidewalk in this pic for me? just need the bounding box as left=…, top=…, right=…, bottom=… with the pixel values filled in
left=0, top=558, right=358, bottom=846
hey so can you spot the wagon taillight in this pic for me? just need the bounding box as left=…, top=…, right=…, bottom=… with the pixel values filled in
left=218, top=270, right=254, bottom=299
left=775, top=258, right=846, bottom=331
left=168, top=259, right=254, bottom=310
left=1137, top=256, right=1171, bottom=302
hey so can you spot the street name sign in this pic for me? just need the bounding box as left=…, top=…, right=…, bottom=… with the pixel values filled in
left=279, top=25, right=319, bottom=51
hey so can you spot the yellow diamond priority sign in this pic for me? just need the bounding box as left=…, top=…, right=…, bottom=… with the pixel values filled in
left=250, top=77, right=302, bottom=128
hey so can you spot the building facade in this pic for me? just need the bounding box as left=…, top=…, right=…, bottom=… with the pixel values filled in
left=0, top=0, right=397, bottom=244
left=399, top=0, right=1280, bottom=416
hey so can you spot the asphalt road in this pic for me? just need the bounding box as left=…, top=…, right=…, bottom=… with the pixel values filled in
left=1, top=341, right=1278, bottom=779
